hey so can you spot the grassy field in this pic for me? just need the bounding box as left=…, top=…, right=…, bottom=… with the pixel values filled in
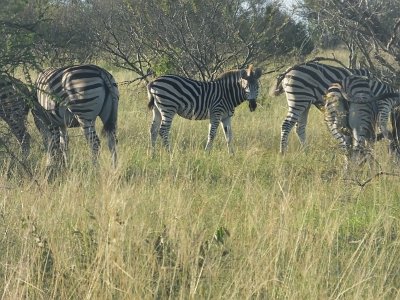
left=2, top=61, right=400, bottom=299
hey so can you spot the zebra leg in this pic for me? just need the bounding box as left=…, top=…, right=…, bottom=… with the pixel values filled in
left=46, top=127, right=62, bottom=170
left=389, top=110, right=400, bottom=159
left=105, top=129, right=117, bottom=168
left=158, top=112, right=174, bottom=152
left=378, top=110, right=392, bottom=141
left=325, top=119, right=351, bottom=152
left=221, top=117, right=234, bottom=154
left=15, top=126, right=30, bottom=156
left=295, top=107, right=310, bottom=149
left=150, top=107, right=162, bottom=153
left=59, top=126, right=69, bottom=167
left=280, top=117, right=297, bottom=154
left=205, top=118, right=220, bottom=152
left=81, top=121, right=101, bottom=165
left=3, top=117, right=30, bottom=155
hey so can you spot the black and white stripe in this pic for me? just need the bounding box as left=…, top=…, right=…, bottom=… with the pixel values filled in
left=360, top=78, right=399, bottom=142
left=323, top=83, right=352, bottom=152
left=33, top=64, right=119, bottom=169
left=326, top=75, right=400, bottom=159
left=147, top=66, right=262, bottom=154
left=274, top=61, right=371, bottom=153
left=0, top=75, right=31, bottom=155
left=324, top=78, right=379, bottom=156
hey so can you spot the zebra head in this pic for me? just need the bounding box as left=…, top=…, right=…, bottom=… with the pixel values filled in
left=240, top=65, right=262, bottom=112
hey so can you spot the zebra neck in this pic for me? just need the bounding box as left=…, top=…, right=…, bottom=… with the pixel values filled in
left=212, top=80, right=244, bottom=108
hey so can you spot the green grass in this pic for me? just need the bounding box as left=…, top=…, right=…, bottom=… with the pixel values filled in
left=2, top=66, right=400, bottom=299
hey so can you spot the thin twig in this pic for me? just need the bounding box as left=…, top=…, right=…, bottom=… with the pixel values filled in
left=118, top=71, right=154, bottom=86
left=344, top=171, right=400, bottom=188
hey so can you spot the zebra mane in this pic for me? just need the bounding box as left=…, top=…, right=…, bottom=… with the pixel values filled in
left=216, top=69, right=242, bottom=80
left=216, top=65, right=255, bottom=80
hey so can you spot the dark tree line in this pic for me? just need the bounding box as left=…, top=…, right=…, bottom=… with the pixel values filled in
left=299, top=0, right=400, bottom=85
left=0, top=0, right=311, bottom=80
left=2, top=0, right=399, bottom=82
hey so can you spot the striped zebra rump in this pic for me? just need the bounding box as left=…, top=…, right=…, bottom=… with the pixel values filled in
left=34, top=64, right=119, bottom=171
left=36, top=65, right=117, bottom=126
left=147, top=65, right=262, bottom=154
left=275, top=61, right=371, bottom=153
left=0, top=75, right=31, bottom=154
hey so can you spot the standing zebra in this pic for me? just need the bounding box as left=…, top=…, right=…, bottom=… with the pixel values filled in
left=0, top=75, right=31, bottom=155
left=273, top=61, right=371, bottom=153
left=33, top=64, right=119, bottom=170
left=147, top=65, right=262, bottom=154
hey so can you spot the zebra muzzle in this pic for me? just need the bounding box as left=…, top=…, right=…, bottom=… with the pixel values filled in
left=249, top=99, right=257, bottom=112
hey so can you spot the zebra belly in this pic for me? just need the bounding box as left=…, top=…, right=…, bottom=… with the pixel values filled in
left=177, top=108, right=209, bottom=120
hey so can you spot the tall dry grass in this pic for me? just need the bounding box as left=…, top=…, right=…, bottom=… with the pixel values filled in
left=1, top=64, right=400, bottom=299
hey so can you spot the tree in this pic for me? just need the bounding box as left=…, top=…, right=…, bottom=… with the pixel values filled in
left=82, top=0, right=311, bottom=80
left=0, top=0, right=47, bottom=73
left=299, top=0, right=400, bottom=85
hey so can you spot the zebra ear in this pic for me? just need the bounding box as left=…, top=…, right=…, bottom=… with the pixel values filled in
left=254, top=68, right=262, bottom=79
left=240, top=69, right=248, bottom=79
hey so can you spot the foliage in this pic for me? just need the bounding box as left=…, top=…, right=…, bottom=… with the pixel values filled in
left=1, top=0, right=309, bottom=80
left=298, top=0, right=400, bottom=85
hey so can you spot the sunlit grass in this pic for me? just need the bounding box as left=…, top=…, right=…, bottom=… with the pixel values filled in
left=1, top=64, right=400, bottom=299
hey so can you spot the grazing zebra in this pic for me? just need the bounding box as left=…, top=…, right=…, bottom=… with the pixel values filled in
left=328, top=75, right=400, bottom=157
left=324, top=80, right=379, bottom=155
left=0, top=75, right=31, bottom=155
left=32, top=64, right=119, bottom=169
left=273, top=61, right=371, bottom=153
left=147, top=65, right=262, bottom=154
left=323, top=75, right=400, bottom=165
left=345, top=76, right=400, bottom=142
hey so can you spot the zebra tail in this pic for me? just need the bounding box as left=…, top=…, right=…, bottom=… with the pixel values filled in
left=102, top=99, right=118, bottom=137
left=99, top=69, right=118, bottom=137
left=147, top=82, right=155, bottom=110
left=271, top=74, right=285, bottom=96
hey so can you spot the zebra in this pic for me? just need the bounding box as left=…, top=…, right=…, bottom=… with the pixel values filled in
left=147, top=65, right=262, bottom=154
left=273, top=61, right=371, bottom=153
left=323, top=75, right=399, bottom=163
left=329, top=76, right=399, bottom=140
left=323, top=80, right=379, bottom=156
left=349, top=77, right=399, bottom=143
left=0, top=74, right=31, bottom=155
left=32, top=64, right=119, bottom=170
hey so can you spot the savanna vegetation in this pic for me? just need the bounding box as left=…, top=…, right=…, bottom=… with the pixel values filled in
left=1, top=0, right=400, bottom=299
